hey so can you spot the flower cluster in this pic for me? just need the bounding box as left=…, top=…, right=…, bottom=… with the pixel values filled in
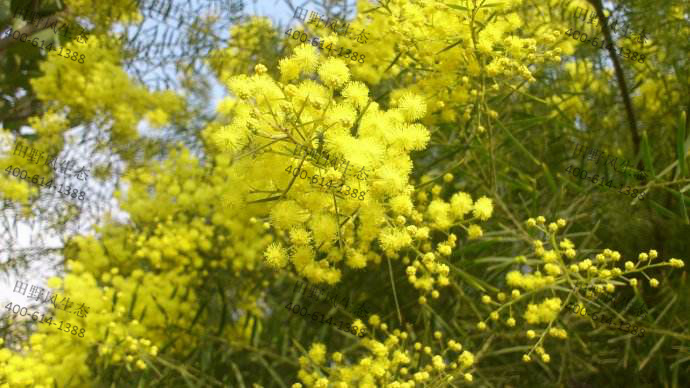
left=470, top=216, right=686, bottom=366
left=293, top=324, right=477, bottom=387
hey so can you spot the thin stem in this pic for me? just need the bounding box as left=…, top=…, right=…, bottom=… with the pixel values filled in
left=387, top=256, right=404, bottom=325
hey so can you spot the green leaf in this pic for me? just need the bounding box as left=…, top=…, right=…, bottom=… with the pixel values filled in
left=435, top=39, right=464, bottom=55
left=479, top=2, right=504, bottom=8
left=676, top=111, right=687, bottom=179
left=230, top=362, right=246, bottom=388
left=648, top=198, right=681, bottom=220
left=663, top=186, right=690, bottom=224
left=446, top=4, right=470, bottom=11
left=641, top=130, right=655, bottom=177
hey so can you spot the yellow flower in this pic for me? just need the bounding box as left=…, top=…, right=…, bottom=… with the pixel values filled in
left=270, top=200, right=309, bottom=231
left=289, top=228, right=312, bottom=246
left=472, top=196, right=494, bottom=221
left=308, top=343, right=327, bottom=365
left=318, top=57, right=350, bottom=88
left=292, top=44, right=319, bottom=74
left=341, top=81, right=369, bottom=109
left=263, top=243, right=288, bottom=269
left=459, top=351, right=475, bottom=368
left=669, top=258, right=685, bottom=268
left=450, top=192, right=474, bottom=219
left=543, top=250, right=558, bottom=263
left=467, top=224, right=483, bottom=239
left=559, top=238, right=574, bottom=249
left=650, top=278, right=659, bottom=287
left=397, top=92, right=427, bottom=121
left=523, top=298, right=562, bottom=324
left=427, top=199, right=452, bottom=229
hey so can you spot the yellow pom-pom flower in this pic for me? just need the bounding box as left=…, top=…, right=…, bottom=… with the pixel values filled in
left=472, top=196, right=494, bottom=221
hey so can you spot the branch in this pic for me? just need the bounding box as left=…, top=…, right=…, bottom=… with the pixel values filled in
left=587, top=0, right=640, bottom=156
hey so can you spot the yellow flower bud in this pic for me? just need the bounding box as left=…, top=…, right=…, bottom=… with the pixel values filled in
left=625, top=261, right=635, bottom=270
left=527, top=330, right=536, bottom=339
left=254, top=64, right=268, bottom=74
left=650, top=278, right=659, bottom=287
left=522, top=354, right=531, bottom=362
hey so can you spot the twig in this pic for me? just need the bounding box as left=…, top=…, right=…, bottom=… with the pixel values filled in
left=386, top=256, right=404, bottom=325
left=587, top=0, right=640, bottom=156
